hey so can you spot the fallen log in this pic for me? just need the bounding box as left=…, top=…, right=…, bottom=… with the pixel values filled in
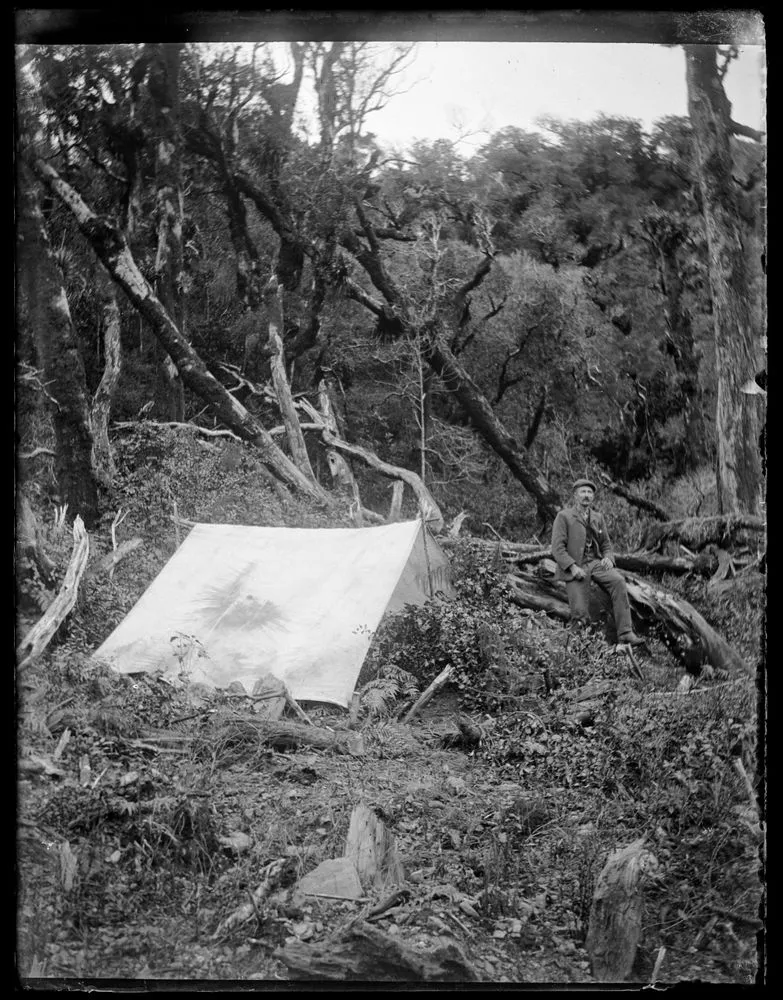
left=506, top=564, right=749, bottom=676
left=506, top=575, right=570, bottom=621
left=275, top=920, right=478, bottom=981
left=622, top=573, right=750, bottom=676
left=17, top=515, right=89, bottom=671
left=641, top=514, right=765, bottom=553
left=585, top=838, right=660, bottom=983
left=210, top=717, right=364, bottom=757
left=447, top=536, right=718, bottom=577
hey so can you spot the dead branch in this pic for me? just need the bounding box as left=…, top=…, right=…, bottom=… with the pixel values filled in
left=401, top=665, right=453, bottom=723
left=17, top=516, right=89, bottom=670
left=213, top=858, right=289, bottom=938
left=597, top=472, right=670, bottom=521
left=297, top=397, right=445, bottom=532
left=86, top=537, right=143, bottom=580
left=113, top=420, right=242, bottom=442
left=18, top=447, right=56, bottom=461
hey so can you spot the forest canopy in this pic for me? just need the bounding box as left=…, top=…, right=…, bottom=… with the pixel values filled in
left=16, top=40, right=766, bottom=534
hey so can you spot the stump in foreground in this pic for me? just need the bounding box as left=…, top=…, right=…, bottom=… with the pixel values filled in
left=585, top=838, right=660, bottom=982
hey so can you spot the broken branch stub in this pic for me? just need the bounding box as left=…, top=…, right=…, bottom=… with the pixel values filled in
left=17, top=515, right=90, bottom=670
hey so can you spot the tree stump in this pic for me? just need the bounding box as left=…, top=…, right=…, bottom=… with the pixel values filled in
left=585, top=838, right=659, bottom=982
left=344, top=803, right=405, bottom=889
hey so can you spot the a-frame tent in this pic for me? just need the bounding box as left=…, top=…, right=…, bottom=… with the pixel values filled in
left=93, top=520, right=454, bottom=707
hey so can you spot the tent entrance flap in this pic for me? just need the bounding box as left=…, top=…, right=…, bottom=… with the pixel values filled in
left=92, top=520, right=454, bottom=708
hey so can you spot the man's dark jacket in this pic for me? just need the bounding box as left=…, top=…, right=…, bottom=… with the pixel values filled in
left=550, top=506, right=615, bottom=581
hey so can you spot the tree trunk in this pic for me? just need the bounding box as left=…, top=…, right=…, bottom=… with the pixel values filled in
left=642, top=211, right=706, bottom=469
left=685, top=46, right=765, bottom=516
left=28, top=156, right=329, bottom=504
left=421, top=331, right=561, bottom=524
left=90, top=278, right=122, bottom=488
left=147, top=42, right=187, bottom=421
left=17, top=167, right=100, bottom=528
left=265, top=279, right=316, bottom=480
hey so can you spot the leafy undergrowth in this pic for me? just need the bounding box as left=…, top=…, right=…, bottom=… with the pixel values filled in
left=17, top=574, right=764, bottom=987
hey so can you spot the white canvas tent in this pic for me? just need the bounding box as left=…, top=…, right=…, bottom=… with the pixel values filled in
left=93, top=520, right=454, bottom=708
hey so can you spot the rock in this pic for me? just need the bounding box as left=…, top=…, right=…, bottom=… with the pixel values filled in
left=296, top=858, right=364, bottom=901
left=218, top=831, right=252, bottom=854
left=251, top=671, right=287, bottom=720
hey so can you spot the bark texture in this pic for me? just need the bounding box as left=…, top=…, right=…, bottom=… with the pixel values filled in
left=90, top=279, right=122, bottom=488
left=586, top=839, right=658, bottom=982
left=686, top=46, right=765, bottom=515
left=148, top=42, right=187, bottom=421
left=276, top=921, right=477, bottom=982
left=265, top=279, right=315, bottom=480
left=17, top=169, right=100, bottom=527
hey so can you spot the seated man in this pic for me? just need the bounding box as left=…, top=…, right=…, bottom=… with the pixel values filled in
left=551, top=478, right=643, bottom=645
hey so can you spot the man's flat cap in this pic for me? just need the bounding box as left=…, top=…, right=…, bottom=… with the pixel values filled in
left=572, top=478, right=597, bottom=492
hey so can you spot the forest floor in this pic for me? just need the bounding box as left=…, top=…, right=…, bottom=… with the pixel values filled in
left=16, top=591, right=764, bottom=988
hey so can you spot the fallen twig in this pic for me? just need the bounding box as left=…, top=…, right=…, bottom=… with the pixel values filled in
left=213, top=858, right=288, bottom=938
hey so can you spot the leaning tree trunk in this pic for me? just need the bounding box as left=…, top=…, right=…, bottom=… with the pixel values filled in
left=265, top=278, right=316, bottom=480
left=421, top=330, right=561, bottom=524
left=685, top=46, right=765, bottom=516
left=148, top=42, right=187, bottom=421
left=17, top=166, right=100, bottom=528
left=28, top=156, right=329, bottom=505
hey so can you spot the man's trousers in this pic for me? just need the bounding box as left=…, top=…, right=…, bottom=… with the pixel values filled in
left=564, top=559, right=634, bottom=638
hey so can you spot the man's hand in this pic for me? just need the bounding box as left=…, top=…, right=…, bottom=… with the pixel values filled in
left=569, top=565, right=586, bottom=581
left=599, top=557, right=613, bottom=571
